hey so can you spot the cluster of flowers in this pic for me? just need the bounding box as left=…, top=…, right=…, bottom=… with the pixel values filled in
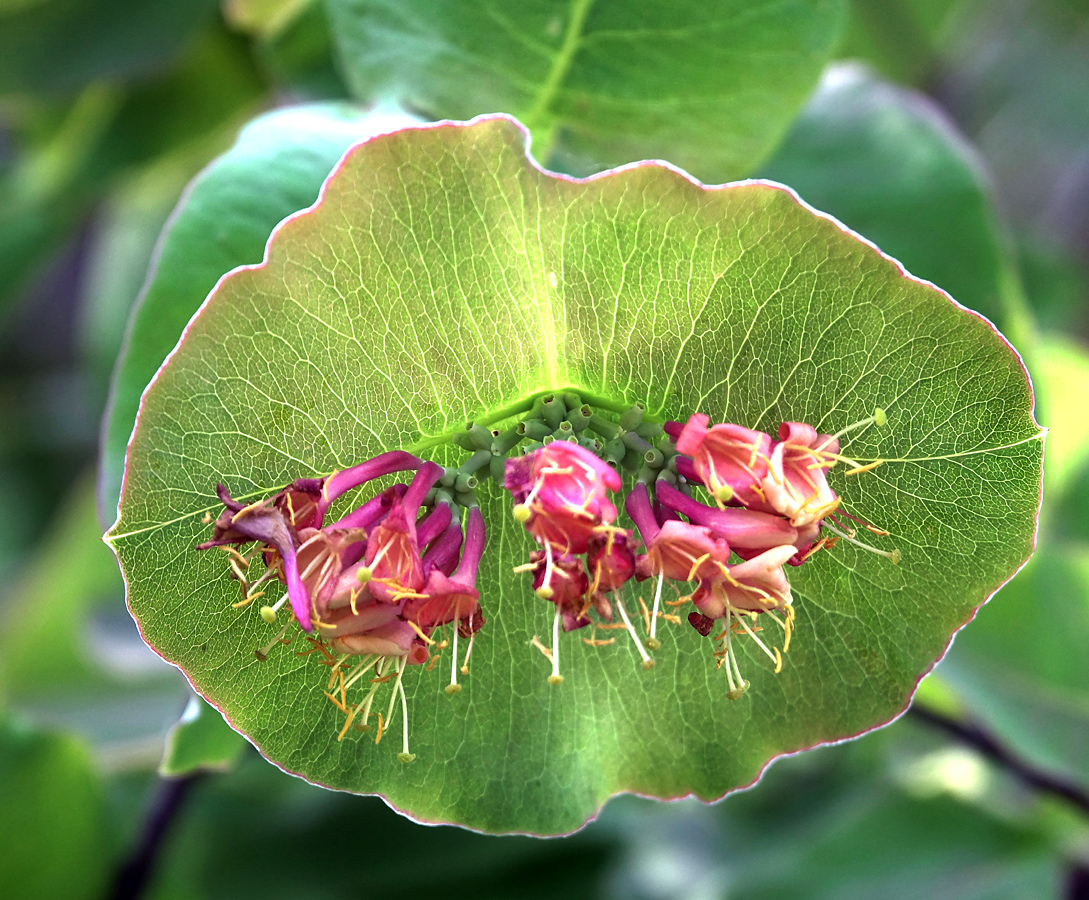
left=197, top=451, right=485, bottom=761
left=505, top=410, right=896, bottom=698
left=199, top=394, right=896, bottom=758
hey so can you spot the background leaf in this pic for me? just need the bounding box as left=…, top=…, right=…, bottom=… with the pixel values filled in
left=323, top=0, right=847, bottom=180
left=109, top=117, right=1041, bottom=834
left=0, top=0, right=218, bottom=95
left=758, top=63, right=1016, bottom=326
left=161, top=695, right=248, bottom=776
left=0, top=713, right=111, bottom=900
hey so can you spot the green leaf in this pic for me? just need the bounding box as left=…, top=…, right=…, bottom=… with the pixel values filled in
left=108, top=116, right=1042, bottom=834
left=161, top=695, right=248, bottom=775
left=0, top=0, right=218, bottom=95
left=324, top=0, right=847, bottom=180
left=839, top=0, right=971, bottom=85
left=758, top=64, right=1014, bottom=326
left=100, top=102, right=419, bottom=516
left=0, top=713, right=110, bottom=900
left=0, top=475, right=187, bottom=765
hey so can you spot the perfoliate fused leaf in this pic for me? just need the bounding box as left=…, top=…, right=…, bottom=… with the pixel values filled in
left=108, top=116, right=1042, bottom=835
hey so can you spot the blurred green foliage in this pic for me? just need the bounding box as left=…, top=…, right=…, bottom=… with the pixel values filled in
left=1, top=0, right=1088, bottom=895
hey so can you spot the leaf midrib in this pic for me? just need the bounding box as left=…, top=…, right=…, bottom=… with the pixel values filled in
left=520, top=0, right=596, bottom=144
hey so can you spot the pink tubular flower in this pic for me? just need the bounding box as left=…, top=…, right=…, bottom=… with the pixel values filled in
left=403, top=507, right=485, bottom=632
left=675, top=414, right=772, bottom=508
left=356, top=462, right=442, bottom=604
left=691, top=544, right=797, bottom=619
left=505, top=441, right=621, bottom=554
left=654, top=481, right=798, bottom=553
left=626, top=480, right=730, bottom=583
left=690, top=543, right=798, bottom=700
left=587, top=530, right=635, bottom=595
left=197, top=483, right=316, bottom=631
left=761, top=422, right=840, bottom=527
left=198, top=448, right=498, bottom=760
left=637, top=520, right=731, bottom=584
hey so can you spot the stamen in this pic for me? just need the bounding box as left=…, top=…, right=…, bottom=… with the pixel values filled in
left=723, top=609, right=748, bottom=699
left=259, top=589, right=292, bottom=623
left=446, top=628, right=461, bottom=694
left=341, top=656, right=378, bottom=694
left=298, top=546, right=331, bottom=583
left=407, top=620, right=436, bottom=645
left=513, top=477, right=544, bottom=523
left=644, top=573, right=665, bottom=650
left=616, top=599, right=655, bottom=670
left=383, top=657, right=405, bottom=737
left=230, top=498, right=269, bottom=523
left=822, top=521, right=900, bottom=562
left=721, top=610, right=738, bottom=695
left=255, top=622, right=291, bottom=661
left=323, top=689, right=347, bottom=713
left=397, top=670, right=415, bottom=763
left=734, top=612, right=779, bottom=665
left=460, top=629, right=475, bottom=676
left=530, top=634, right=553, bottom=662
left=817, top=407, right=888, bottom=452
left=835, top=509, right=891, bottom=536
left=536, top=541, right=556, bottom=600
left=548, top=606, right=563, bottom=685
left=336, top=703, right=358, bottom=741
left=356, top=540, right=393, bottom=585
left=844, top=459, right=884, bottom=475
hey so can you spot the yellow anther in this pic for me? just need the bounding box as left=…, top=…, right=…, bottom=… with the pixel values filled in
left=407, top=620, right=436, bottom=644
left=845, top=459, right=884, bottom=476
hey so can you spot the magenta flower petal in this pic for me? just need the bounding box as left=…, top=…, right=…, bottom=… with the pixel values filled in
left=655, top=481, right=798, bottom=550
left=318, top=450, right=423, bottom=515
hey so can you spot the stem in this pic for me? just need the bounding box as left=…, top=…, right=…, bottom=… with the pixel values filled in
left=109, top=773, right=202, bottom=900
left=909, top=703, right=1089, bottom=816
